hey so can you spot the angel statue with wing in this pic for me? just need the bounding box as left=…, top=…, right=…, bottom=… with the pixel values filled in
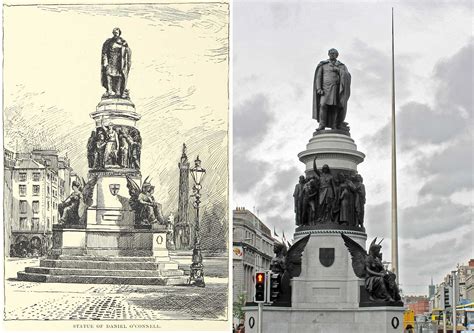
left=58, top=176, right=98, bottom=225
left=270, top=235, right=311, bottom=305
left=126, top=176, right=164, bottom=226
left=341, top=233, right=401, bottom=303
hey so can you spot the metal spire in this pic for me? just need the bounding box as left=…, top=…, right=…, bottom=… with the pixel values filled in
left=391, top=7, right=399, bottom=284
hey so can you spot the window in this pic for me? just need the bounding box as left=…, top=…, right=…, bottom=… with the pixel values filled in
left=47, top=186, right=50, bottom=195
left=20, top=217, right=28, bottom=229
left=19, top=200, right=28, bottom=214
left=33, top=185, right=40, bottom=196
left=19, top=172, right=27, bottom=181
left=32, top=201, right=40, bottom=214
left=32, top=218, right=39, bottom=231
left=33, top=172, right=40, bottom=181
left=47, top=218, right=50, bottom=229
left=47, top=201, right=50, bottom=211
left=19, top=185, right=27, bottom=196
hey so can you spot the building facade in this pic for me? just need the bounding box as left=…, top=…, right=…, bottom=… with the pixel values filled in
left=233, top=207, right=275, bottom=304
left=4, top=149, right=74, bottom=257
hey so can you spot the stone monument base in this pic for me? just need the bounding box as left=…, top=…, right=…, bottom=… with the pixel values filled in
left=17, top=225, right=187, bottom=285
left=243, top=306, right=405, bottom=333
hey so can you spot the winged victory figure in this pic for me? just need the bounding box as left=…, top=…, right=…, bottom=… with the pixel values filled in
left=341, top=233, right=401, bottom=302
left=126, top=176, right=164, bottom=226
left=270, top=235, right=310, bottom=305
left=58, top=176, right=98, bottom=225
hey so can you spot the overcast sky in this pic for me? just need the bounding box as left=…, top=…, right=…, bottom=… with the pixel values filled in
left=3, top=3, right=228, bottom=219
left=233, top=0, right=473, bottom=295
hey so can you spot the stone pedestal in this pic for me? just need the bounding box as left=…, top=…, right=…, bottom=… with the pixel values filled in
left=298, top=132, right=365, bottom=175
left=243, top=129, right=403, bottom=332
left=292, top=229, right=366, bottom=309
left=17, top=97, right=186, bottom=285
left=243, top=306, right=405, bottom=333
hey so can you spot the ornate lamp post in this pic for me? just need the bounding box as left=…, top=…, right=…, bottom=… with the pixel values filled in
left=189, top=155, right=206, bottom=287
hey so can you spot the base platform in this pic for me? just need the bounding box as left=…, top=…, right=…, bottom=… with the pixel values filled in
left=243, top=306, right=405, bottom=333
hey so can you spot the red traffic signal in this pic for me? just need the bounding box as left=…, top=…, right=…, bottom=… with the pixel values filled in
left=255, top=272, right=266, bottom=303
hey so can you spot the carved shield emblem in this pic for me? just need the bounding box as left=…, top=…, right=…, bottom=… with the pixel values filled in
left=109, top=184, right=120, bottom=196
left=319, top=248, right=335, bottom=267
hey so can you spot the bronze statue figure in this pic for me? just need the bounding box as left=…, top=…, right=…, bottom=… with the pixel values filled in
left=293, top=175, right=305, bottom=226
left=101, top=27, right=131, bottom=98
left=341, top=233, right=401, bottom=303
left=270, top=235, right=311, bottom=305
left=313, top=156, right=335, bottom=223
left=313, top=48, right=351, bottom=131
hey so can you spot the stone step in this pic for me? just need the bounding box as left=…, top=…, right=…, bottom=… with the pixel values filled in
left=17, top=272, right=189, bottom=286
left=58, top=255, right=157, bottom=262
left=156, top=262, right=179, bottom=270
left=25, top=266, right=184, bottom=277
left=40, top=259, right=160, bottom=270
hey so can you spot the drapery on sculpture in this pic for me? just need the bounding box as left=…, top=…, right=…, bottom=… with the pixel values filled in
left=87, top=125, right=141, bottom=170
left=312, top=48, right=351, bottom=131
left=126, top=176, right=165, bottom=226
left=294, top=157, right=366, bottom=228
left=341, top=233, right=401, bottom=303
left=58, top=176, right=98, bottom=225
left=101, top=27, right=131, bottom=98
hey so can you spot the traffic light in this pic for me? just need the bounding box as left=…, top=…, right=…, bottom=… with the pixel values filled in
left=255, top=272, right=266, bottom=303
left=269, top=272, right=281, bottom=303
left=444, top=287, right=451, bottom=309
left=441, top=286, right=451, bottom=310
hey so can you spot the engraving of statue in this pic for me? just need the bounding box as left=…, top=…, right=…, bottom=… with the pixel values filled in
left=101, top=27, right=131, bottom=98
left=342, top=233, right=401, bottom=303
left=126, top=176, right=165, bottom=226
left=118, top=130, right=130, bottom=168
left=127, top=129, right=141, bottom=169
left=58, top=177, right=98, bottom=225
left=93, top=130, right=107, bottom=168
left=104, top=124, right=119, bottom=167
left=87, top=131, right=96, bottom=168
left=313, top=48, right=351, bottom=131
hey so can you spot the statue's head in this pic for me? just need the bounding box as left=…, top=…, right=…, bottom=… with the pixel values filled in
left=355, top=174, right=363, bottom=183
left=112, top=27, right=121, bottom=37
left=274, top=242, right=287, bottom=256
left=322, top=164, right=330, bottom=173
left=328, top=48, right=339, bottom=60
left=299, top=175, right=305, bottom=183
left=72, top=181, right=82, bottom=192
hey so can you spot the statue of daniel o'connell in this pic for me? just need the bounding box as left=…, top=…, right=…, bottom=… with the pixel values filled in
left=312, top=48, right=351, bottom=131
left=101, top=27, right=131, bottom=99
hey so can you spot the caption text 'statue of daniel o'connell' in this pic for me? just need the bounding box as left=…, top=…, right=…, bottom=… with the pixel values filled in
left=72, top=324, right=161, bottom=329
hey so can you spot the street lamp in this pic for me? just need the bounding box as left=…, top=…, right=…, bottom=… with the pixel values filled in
left=189, top=155, right=206, bottom=287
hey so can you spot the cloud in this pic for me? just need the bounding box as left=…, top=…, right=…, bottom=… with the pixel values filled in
left=415, top=137, right=474, bottom=197
left=348, top=39, right=410, bottom=99
left=364, top=40, right=473, bottom=152
left=233, top=94, right=274, bottom=193
left=399, top=198, right=471, bottom=239
left=434, top=39, right=473, bottom=112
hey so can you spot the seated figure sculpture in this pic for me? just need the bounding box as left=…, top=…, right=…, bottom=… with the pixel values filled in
left=126, top=176, right=165, bottom=226
left=341, top=233, right=401, bottom=303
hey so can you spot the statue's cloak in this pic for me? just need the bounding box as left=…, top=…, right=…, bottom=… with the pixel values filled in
left=101, top=37, right=132, bottom=91
left=312, top=60, right=351, bottom=122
